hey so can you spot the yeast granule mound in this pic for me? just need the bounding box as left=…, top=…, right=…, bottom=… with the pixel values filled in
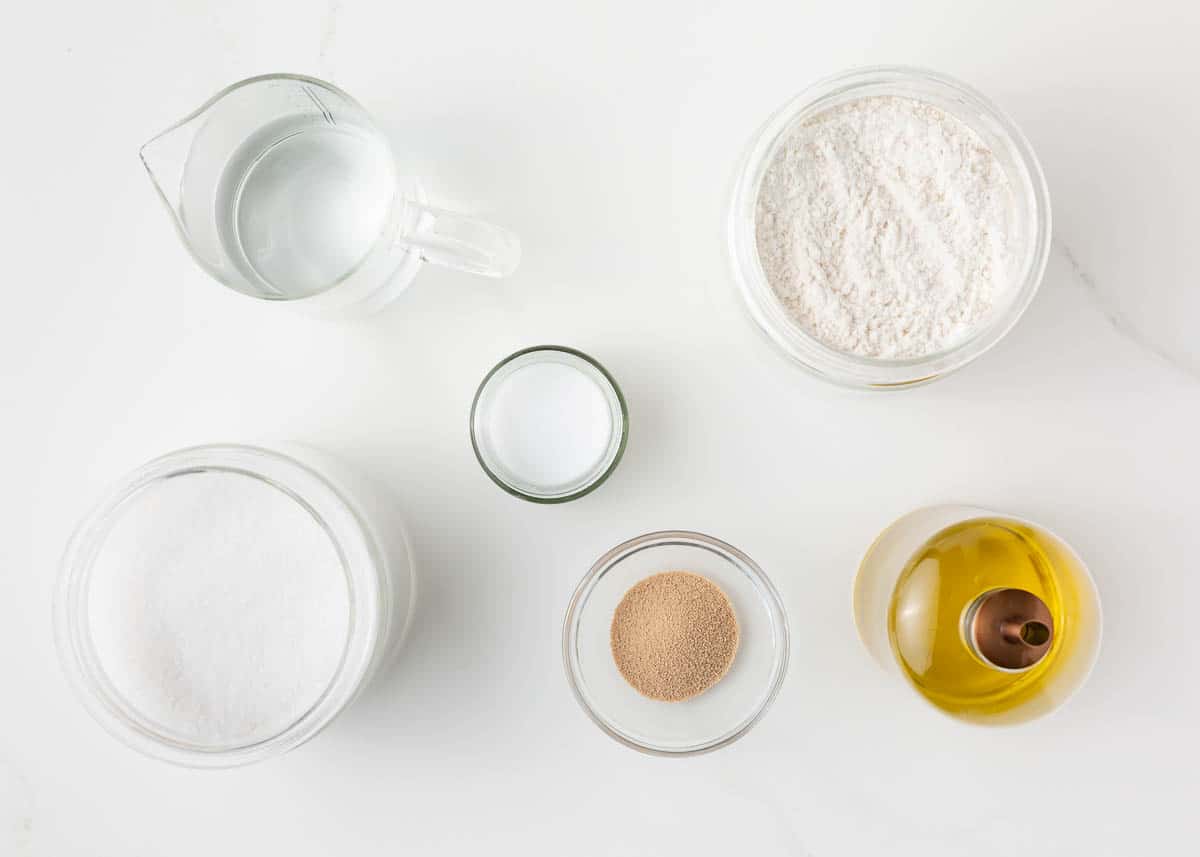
left=609, top=571, right=740, bottom=702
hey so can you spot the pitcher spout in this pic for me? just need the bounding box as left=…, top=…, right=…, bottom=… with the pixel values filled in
left=139, top=115, right=201, bottom=224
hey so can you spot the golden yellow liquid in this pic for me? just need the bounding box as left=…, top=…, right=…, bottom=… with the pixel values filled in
left=888, top=517, right=1092, bottom=721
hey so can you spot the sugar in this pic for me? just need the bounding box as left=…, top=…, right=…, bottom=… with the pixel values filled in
left=484, top=360, right=614, bottom=491
left=86, top=470, right=350, bottom=747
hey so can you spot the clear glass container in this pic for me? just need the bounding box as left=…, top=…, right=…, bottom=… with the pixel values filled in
left=470, top=346, right=628, bottom=503
left=853, top=505, right=1102, bottom=725
left=727, top=66, right=1052, bottom=389
left=563, top=531, right=789, bottom=755
left=54, top=444, right=413, bottom=767
left=140, top=74, right=520, bottom=313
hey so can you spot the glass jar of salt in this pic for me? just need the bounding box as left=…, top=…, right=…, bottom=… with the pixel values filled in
left=470, top=346, right=628, bottom=502
left=54, top=444, right=412, bottom=767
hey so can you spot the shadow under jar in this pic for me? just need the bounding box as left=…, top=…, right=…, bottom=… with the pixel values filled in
left=727, top=66, right=1052, bottom=389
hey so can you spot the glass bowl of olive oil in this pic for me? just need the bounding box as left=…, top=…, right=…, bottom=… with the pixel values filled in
left=853, top=506, right=1102, bottom=725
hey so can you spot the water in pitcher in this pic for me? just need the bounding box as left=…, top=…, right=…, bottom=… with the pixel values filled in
left=214, top=118, right=398, bottom=299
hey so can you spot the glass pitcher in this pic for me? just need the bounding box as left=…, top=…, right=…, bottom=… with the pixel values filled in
left=139, top=74, right=520, bottom=312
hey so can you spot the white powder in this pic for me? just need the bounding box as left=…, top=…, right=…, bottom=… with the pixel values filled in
left=755, top=95, right=1016, bottom=358
left=86, top=470, right=350, bottom=747
left=483, top=361, right=614, bottom=491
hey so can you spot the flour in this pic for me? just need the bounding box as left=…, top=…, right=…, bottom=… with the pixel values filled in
left=86, top=470, right=350, bottom=747
left=755, top=96, right=1016, bottom=358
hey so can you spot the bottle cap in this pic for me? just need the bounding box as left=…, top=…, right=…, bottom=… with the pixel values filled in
left=965, top=588, right=1054, bottom=671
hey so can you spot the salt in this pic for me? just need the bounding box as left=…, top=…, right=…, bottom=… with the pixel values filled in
left=86, top=470, right=350, bottom=747
left=483, top=360, right=614, bottom=492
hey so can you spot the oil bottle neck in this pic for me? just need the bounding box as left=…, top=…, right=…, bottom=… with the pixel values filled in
left=964, top=588, right=1055, bottom=671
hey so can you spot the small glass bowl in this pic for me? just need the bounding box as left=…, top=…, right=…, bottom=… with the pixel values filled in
left=727, top=66, right=1052, bottom=389
left=470, top=346, right=628, bottom=503
left=563, top=531, right=790, bottom=756
left=54, top=444, right=405, bottom=768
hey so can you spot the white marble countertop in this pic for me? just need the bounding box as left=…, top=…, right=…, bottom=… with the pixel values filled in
left=4, top=1, right=1198, bottom=854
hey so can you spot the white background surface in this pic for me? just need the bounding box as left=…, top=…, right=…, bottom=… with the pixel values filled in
left=3, top=1, right=1199, bottom=854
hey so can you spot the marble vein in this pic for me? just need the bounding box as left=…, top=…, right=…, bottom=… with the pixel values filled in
left=1056, top=240, right=1198, bottom=382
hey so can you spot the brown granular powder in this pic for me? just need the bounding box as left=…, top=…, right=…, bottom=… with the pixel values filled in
left=610, top=571, right=739, bottom=702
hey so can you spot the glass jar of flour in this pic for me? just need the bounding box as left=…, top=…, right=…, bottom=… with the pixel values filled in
left=727, top=66, right=1052, bottom=388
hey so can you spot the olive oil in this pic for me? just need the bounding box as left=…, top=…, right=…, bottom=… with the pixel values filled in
left=887, top=517, right=1094, bottom=722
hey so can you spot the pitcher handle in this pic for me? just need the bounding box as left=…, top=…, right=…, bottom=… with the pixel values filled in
left=398, top=202, right=521, bottom=279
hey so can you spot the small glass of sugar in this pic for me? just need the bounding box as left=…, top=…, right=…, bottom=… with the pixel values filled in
left=470, top=346, right=628, bottom=503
